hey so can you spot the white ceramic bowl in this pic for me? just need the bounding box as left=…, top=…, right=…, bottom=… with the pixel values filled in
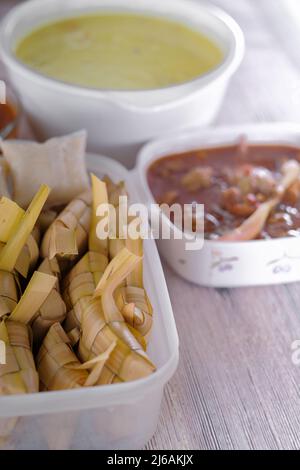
left=0, top=0, right=244, bottom=166
left=136, top=123, right=300, bottom=288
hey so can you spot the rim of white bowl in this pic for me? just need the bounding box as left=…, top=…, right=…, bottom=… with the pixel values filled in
left=0, top=0, right=245, bottom=110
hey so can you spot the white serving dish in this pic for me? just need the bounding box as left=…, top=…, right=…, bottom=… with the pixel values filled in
left=0, top=0, right=244, bottom=166
left=136, top=123, right=300, bottom=288
left=0, top=154, right=179, bottom=450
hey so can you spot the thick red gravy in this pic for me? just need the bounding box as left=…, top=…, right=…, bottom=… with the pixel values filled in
left=147, top=144, right=300, bottom=239
left=0, top=101, right=17, bottom=139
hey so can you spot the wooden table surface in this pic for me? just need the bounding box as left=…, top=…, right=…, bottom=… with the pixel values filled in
left=1, top=0, right=300, bottom=451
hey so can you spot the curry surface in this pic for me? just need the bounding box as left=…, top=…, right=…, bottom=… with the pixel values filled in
left=148, top=145, right=300, bottom=239
left=15, top=13, right=223, bottom=90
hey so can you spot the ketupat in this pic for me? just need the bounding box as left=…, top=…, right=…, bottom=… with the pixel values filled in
left=1, top=131, right=89, bottom=209
left=100, top=178, right=153, bottom=339
left=0, top=321, right=38, bottom=396
left=30, top=258, right=67, bottom=349
left=0, top=197, right=41, bottom=278
left=88, top=174, right=109, bottom=256
left=64, top=176, right=154, bottom=381
left=78, top=296, right=155, bottom=383
left=0, top=185, right=50, bottom=317
left=37, top=322, right=116, bottom=391
left=104, top=175, right=127, bottom=260
left=63, top=251, right=108, bottom=338
left=115, top=285, right=153, bottom=339
left=115, top=225, right=153, bottom=340
left=15, top=226, right=41, bottom=278
left=40, top=190, right=92, bottom=264
left=78, top=247, right=155, bottom=383
left=9, top=271, right=57, bottom=325
left=9, top=267, right=61, bottom=348
left=0, top=271, right=20, bottom=319
left=37, top=323, right=116, bottom=451
left=0, top=320, right=38, bottom=446
left=0, top=197, right=23, bottom=242
left=62, top=176, right=150, bottom=349
left=103, top=175, right=127, bottom=208
left=0, top=171, right=156, bottom=402
left=0, top=270, right=57, bottom=444
left=0, top=272, right=57, bottom=385
left=0, top=185, right=50, bottom=272
left=37, top=209, right=59, bottom=234
left=93, top=247, right=148, bottom=356
left=62, top=175, right=109, bottom=337
left=62, top=174, right=155, bottom=383
left=0, top=198, right=41, bottom=279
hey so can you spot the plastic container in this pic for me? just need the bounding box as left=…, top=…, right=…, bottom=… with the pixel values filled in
left=0, top=154, right=179, bottom=450
left=136, top=123, right=300, bottom=287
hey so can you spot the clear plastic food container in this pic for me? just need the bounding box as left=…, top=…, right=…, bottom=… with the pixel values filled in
left=136, top=123, right=300, bottom=287
left=0, top=154, right=179, bottom=450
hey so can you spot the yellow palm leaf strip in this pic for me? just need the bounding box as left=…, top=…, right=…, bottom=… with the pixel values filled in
left=103, top=176, right=127, bottom=208
left=126, top=323, right=147, bottom=351
left=10, top=271, right=57, bottom=325
left=0, top=200, right=41, bottom=278
left=67, top=327, right=81, bottom=347
left=0, top=271, right=20, bottom=319
left=89, top=174, right=108, bottom=255
left=103, top=176, right=127, bottom=260
left=63, top=252, right=108, bottom=335
left=0, top=185, right=50, bottom=272
left=63, top=251, right=109, bottom=306
left=37, top=209, right=58, bottom=234
left=0, top=317, right=38, bottom=444
left=0, top=197, right=24, bottom=243
left=125, top=221, right=143, bottom=287
left=61, top=174, right=110, bottom=332
left=109, top=238, right=125, bottom=261
left=0, top=320, right=38, bottom=395
left=31, top=289, right=67, bottom=350
left=30, top=258, right=67, bottom=348
left=38, top=257, right=61, bottom=287
left=220, top=159, right=300, bottom=241
left=15, top=230, right=40, bottom=278
left=93, top=247, right=149, bottom=357
left=67, top=341, right=117, bottom=387
left=40, top=190, right=92, bottom=260
left=96, top=366, right=122, bottom=385
left=115, top=287, right=153, bottom=339
left=78, top=298, right=155, bottom=382
left=37, top=323, right=116, bottom=390
left=37, top=323, right=89, bottom=391
left=121, top=221, right=153, bottom=337
left=109, top=205, right=125, bottom=260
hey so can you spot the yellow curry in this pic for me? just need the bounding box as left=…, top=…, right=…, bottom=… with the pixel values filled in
left=16, top=13, right=223, bottom=90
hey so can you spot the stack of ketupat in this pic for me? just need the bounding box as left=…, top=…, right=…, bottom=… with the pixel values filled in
left=0, top=133, right=155, bottom=445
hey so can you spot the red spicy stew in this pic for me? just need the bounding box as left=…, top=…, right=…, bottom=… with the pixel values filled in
left=147, top=142, right=300, bottom=240
left=0, top=101, right=18, bottom=139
